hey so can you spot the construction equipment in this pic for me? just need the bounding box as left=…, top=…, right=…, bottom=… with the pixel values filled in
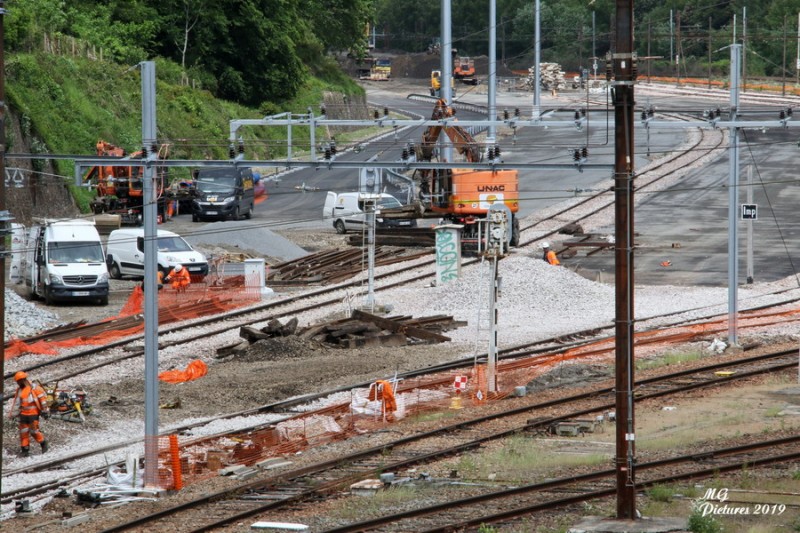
left=42, top=382, right=93, bottom=423
left=83, top=140, right=173, bottom=226
left=453, top=56, right=478, bottom=85
left=388, top=99, right=520, bottom=250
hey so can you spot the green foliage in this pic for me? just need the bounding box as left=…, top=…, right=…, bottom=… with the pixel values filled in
left=688, top=504, right=723, bottom=533
left=477, top=524, right=498, bottom=533
left=647, top=484, right=678, bottom=502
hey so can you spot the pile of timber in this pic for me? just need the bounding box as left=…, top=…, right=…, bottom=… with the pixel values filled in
left=267, top=247, right=430, bottom=286
left=346, top=227, right=436, bottom=248
left=525, top=62, right=566, bottom=90
left=297, top=310, right=465, bottom=349
left=224, top=311, right=465, bottom=355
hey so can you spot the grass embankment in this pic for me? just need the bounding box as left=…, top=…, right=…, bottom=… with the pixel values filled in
left=6, top=52, right=364, bottom=211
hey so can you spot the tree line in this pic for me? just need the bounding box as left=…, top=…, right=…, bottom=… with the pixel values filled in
left=6, top=0, right=374, bottom=107
left=374, top=0, right=800, bottom=78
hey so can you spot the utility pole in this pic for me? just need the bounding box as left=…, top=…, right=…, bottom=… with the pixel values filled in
left=488, top=0, right=497, bottom=144
left=140, top=61, right=161, bottom=489
left=742, top=7, right=747, bottom=92
left=533, top=0, right=541, bottom=118
left=708, top=17, right=713, bottom=89
left=364, top=197, right=376, bottom=311
left=782, top=15, right=788, bottom=97
left=0, top=0, right=7, bottom=497
left=612, top=0, right=637, bottom=520
left=728, top=44, right=741, bottom=345
left=676, top=10, right=681, bottom=84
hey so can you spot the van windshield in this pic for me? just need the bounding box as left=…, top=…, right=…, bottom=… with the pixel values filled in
left=157, top=236, right=192, bottom=252
left=377, top=197, right=402, bottom=209
left=196, top=174, right=236, bottom=194
left=48, top=242, right=104, bottom=263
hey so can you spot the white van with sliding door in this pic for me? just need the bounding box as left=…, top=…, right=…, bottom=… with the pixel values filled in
left=323, top=191, right=416, bottom=234
left=106, top=228, right=209, bottom=279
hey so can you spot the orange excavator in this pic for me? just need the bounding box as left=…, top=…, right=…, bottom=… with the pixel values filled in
left=411, top=98, right=520, bottom=248
left=83, top=140, right=172, bottom=225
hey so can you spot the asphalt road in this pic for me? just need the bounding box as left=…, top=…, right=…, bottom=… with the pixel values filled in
left=173, top=80, right=800, bottom=288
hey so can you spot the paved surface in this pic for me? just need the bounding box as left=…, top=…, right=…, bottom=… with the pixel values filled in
left=568, top=515, right=688, bottom=532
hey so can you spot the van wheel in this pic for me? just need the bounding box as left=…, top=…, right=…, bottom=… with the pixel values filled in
left=109, top=262, right=122, bottom=280
left=44, top=289, right=54, bottom=306
left=98, top=296, right=109, bottom=306
left=192, top=213, right=199, bottom=222
left=244, top=207, right=252, bottom=220
left=334, top=220, right=346, bottom=234
left=231, top=207, right=240, bottom=221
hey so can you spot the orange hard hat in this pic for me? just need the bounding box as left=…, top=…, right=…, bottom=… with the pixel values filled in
left=14, top=371, right=28, bottom=382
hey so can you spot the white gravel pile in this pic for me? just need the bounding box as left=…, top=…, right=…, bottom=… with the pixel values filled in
left=4, top=288, right=60, bottom=340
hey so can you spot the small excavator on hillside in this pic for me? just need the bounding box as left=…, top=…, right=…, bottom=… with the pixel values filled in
left=83, top=140, right=173, bottom=225
left=384, top=99, right=520, bottom=250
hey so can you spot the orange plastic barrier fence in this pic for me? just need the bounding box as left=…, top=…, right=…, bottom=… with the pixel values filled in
left=159, top=359, right=208, bottom=383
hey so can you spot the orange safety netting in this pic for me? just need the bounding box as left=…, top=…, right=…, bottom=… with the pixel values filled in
left=5, top=274, right=264, bottom=359
left=159, top=359, right=208, bottom=383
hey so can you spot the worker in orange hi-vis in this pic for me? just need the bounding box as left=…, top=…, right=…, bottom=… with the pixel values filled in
left=541, top=242, right=560, bottom=266
left=164, top=264, right=191, bottom=292
left=9, top=371, right=50, bottom=457
left=368, top=380, right=398, bottom=420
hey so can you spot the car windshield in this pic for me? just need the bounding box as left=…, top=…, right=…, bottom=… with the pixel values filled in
left=196, top=175, right=235, bottom=193
left=48, top=241, right=104, bottom=263
left=377, top=196, right=402, bottom=209
left=157, top=236, right=192, bottom=252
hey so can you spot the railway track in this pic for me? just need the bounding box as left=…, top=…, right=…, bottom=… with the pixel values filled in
left=81, top=347, right=797, bottom=532
left=3, top=98, right=793, bottom=529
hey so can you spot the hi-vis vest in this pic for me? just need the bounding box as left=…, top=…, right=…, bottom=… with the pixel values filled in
left=13, top=384, right=46, bottom=417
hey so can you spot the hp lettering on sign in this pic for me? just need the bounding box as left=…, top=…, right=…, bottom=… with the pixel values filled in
left=741, top=204, right=757, bottom=220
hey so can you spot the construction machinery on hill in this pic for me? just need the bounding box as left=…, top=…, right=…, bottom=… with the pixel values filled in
left=384, top=99, right=520, bottom=250
left=83, top=140, right=173, bottom=225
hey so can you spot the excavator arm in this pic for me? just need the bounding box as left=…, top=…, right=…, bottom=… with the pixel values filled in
left=417, top=99, right=482, bottom=163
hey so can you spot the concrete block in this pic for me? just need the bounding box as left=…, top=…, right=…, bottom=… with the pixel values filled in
left=350, top=479, right=383, bottom=496
left=264, top=461, right=294, bottom=470
left=219, top=464, right=249, bottom=476
left=234, top=468, right=260, bottom=481
left=61, top=513, right=90, bottom=527
left=255, top=457, right=290, bottom=469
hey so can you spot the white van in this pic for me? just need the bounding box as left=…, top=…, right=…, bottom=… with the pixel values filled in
left=20, top=219, right=109, bottom=305
left=323, top=192, right=416, bottom=234
left=106, top=228, right=209, bottom=279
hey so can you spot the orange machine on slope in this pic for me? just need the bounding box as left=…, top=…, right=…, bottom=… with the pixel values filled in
left=83, top=140, right=172, bottom=225
left=414, top=99, right=520, bottom=248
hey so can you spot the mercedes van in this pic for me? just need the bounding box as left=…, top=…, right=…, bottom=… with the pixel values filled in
left=21, top=219, right=109, bottom=305
left=191, top=167, right=255, bottom=221
left=106, top=228, right=209, bottom=279
left=323, top=192, right=416, bottom=234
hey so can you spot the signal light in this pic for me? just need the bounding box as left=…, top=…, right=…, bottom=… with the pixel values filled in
left=384, top=107, right=389, bottom=117
left=238, top=138, right=244, bottom=154
left=573, top=149, right=580, bottom=162
left=324, top=147, right=332, bottom=160
left=487, top=147, right=495, bottom=160
left=402, top=148, right=409, bottom=160
left=503, top=109, right=509, bottom=120
left=228, top=144, right=236, bottom=159
left=514, top=108, right=520, bottom=117
left=581, top=147, right=588, bottom=159
left=373, top=109, right=379, bottom=119
left=494, top=145, right=501, bottom=158
left=320, top=106, right=326, bottom=116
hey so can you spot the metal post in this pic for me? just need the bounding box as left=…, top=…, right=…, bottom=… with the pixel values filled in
left=742, top=7, right=747, bottom=92
left=669, top=9, right=674, bottom=69
left=309, top=110, right=316, bottom=162
left=533, top=0, right=541, bottom=118
left=442, top=0, right=453, bottom=105
left=488, top=0, right=497, bottom=143
left=708, top=17, right=713, bottom=89
left=487, top=255, right=499, bottom=393
left=140, top=60, right=160, bottom=488
left=613, top=0, right=637, bottom=520
left=365, top=198, right=376, bottom=311
left=593, top=11, right=597, bottom=81
left=287, top=120, right=292, bottom=164
left=728, top=44, right=741, bottom=345
left=0, top=0, right=7, bottom=496
left=746, top=165, right=753, bottom=284
left=782, top=16, right=788, bottom=97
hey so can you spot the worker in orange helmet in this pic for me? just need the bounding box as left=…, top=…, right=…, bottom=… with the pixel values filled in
left=541, top=242, right=560, bottom=266
left=164, top=264, right=191, bottom=292
left=9, top=371, right=49, bottom=457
